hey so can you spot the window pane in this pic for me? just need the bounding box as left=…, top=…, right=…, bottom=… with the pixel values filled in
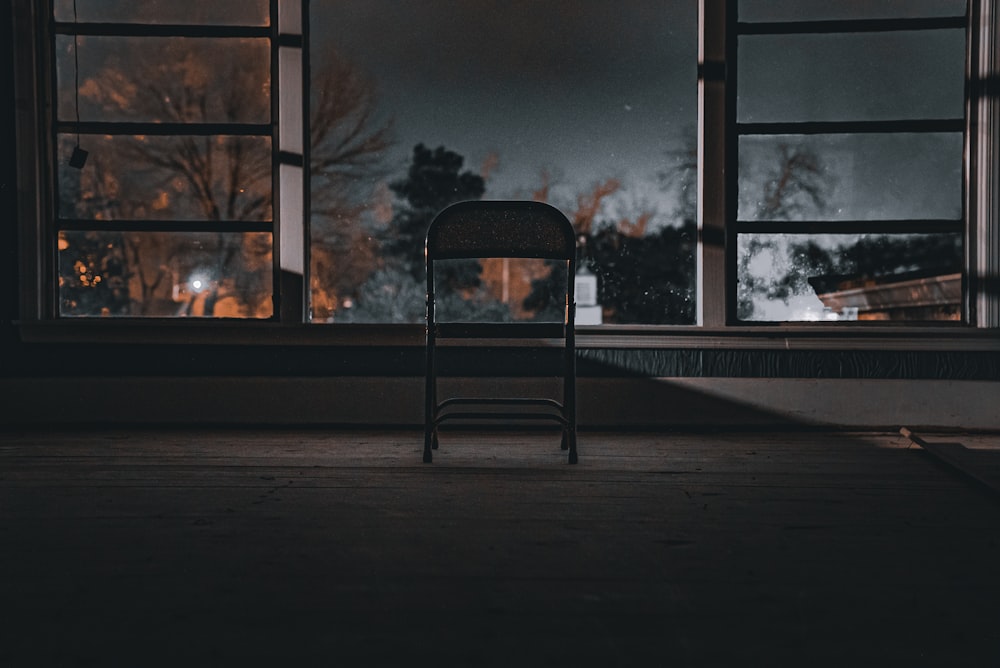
left=54, top=0, right=270, bottom=25
left=59, top=231, right=273, bottom=317
left=738, top=30, right=965, bottom=123
left=56, top=36, right=270, bottom=124
left=739, top=0, right=966, bottom=22
left=739, top=133, right=963, bottom=221
left=339, top=258, right=563, bottom=325
left=737, top=233, right=962, bottom=321
left=58, top=134, right=272, bottom=221
left=308, top=1, right=698, bottom=324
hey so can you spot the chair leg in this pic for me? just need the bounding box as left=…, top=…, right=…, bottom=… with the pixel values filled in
left=423, top=427, right=434, bottom=463
left=567, top=429, right=578, bottom=465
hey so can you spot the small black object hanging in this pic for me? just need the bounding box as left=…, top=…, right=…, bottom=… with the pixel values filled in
left=69, top=145, right=89, bottom=169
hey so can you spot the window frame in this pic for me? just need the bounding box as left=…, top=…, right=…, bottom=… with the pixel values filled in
left=729, top=7, right=968, bottom=324
left=19, top=0, right=312, bottom=323
left=12, top=0, right=1000, bottom=351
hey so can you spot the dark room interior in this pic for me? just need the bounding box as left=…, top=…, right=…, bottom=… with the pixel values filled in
left=3, top=1, right=999, bottom=665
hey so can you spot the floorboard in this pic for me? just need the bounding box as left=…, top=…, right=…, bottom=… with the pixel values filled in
left=1, top=428, right=999, bottom=666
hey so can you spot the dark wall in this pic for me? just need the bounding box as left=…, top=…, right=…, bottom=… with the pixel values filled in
left=2, top=5, right=18, bottom=349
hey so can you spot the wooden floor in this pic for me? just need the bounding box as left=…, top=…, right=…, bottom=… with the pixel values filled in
left=2, top=428, right=999, bottom=667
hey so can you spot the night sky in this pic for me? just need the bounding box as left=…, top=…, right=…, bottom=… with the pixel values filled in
left=310, top=1, right=966, bottom=230
left=311, top=1, right=697, bottom=222
left=58, top=1, right=967, bottom=229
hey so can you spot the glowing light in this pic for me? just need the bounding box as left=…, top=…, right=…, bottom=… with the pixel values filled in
left=188, top=272, right=213, bottom=294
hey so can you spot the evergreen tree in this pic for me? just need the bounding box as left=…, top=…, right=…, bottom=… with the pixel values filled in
left=344, top=144, right=514, bottom=322
left=794, top=234, right=962, bottom=296
left=385, top=144, right=485, bottom=289
left=523, top=221, right=697, bottom=325
left=588, top=222, right=697, bottom=325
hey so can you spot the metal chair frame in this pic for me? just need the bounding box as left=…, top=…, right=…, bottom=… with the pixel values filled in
left=423, top=200, right=578, bottom=464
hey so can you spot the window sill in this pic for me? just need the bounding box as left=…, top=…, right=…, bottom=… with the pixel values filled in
left=15, top=319, right=1000, bottom=351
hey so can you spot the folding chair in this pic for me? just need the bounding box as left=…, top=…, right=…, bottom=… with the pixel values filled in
left=423, top=200, right=578, bottom=464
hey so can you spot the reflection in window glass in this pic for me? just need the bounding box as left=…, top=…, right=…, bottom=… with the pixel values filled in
left=53, top=0, right=269, bottom=25
left=308, top=1, right=697, bottom=324
left=58, top=134, right=272, bottom=221
left=737, top=233, right=962, bottom=321
left=739, top=133, right=963, bottom=221
left=56, top=36, right=270, bottom=124
left=738, top=0, right=966, bottom=22
left=738, top=30, right=965, bottom=123
left=58, top=232, right=273, bottom=317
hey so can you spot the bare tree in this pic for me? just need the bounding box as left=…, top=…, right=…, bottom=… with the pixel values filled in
left=309, top=47, right=394, bottom=320
left=572, top=178, right=621, bottom=236
left=756, top=143, right=831, bottom=221
left=658, top=129, right=698, bottom=226
left=70, top=40, right=393, bottom=318
left=737, top=142, right=834, bottom=319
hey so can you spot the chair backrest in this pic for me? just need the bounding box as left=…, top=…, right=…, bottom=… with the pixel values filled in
left=425, top=200, right=576, bottom=261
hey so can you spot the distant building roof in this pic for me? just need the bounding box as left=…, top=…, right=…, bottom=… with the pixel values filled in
left=809, top=270, right=961, bottom=321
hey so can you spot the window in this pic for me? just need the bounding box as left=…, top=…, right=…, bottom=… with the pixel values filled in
left=307, top=1, right=698, bottom=325
left=733, top=1, right=969, bottom=322
left=51, top=0, right=276, bottom=318
left=15, top=1, right=999, bottom=334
